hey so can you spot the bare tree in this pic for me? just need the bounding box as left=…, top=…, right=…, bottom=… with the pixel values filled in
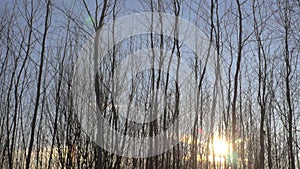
left=25, top=0, right=52, bottom=168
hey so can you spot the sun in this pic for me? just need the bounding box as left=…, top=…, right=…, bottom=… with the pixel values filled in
left=212, top=137, right=229, bottom=156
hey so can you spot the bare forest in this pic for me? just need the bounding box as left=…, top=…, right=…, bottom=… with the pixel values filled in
left=0, top=0, right=299, bottom=168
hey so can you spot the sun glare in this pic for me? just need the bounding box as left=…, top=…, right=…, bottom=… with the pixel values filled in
left=213, top=138, right=229, bottom=156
